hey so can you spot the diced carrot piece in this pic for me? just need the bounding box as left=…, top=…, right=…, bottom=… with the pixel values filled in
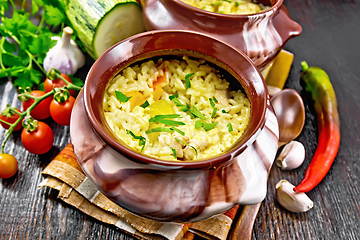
left=152, top=69, right=167, bottom=90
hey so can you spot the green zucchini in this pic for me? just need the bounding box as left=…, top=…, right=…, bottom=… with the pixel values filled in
left=66, top=0, right=146, bottom=59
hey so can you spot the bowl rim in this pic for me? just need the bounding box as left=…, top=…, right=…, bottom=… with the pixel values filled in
left=165, top=0, right=283, bottom=18
left=84, top=30, right=268, bottom=169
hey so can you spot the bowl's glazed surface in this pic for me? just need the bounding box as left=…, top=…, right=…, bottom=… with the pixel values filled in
left=70, top=30, right=279, bottom=222
left=142, top=0, right=302, bottom=70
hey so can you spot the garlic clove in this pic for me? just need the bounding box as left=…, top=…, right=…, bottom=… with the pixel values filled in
left=43, top=26, right=85, bottom=75
left=275, top=179, right=313, bottom=212
left=275, top=140, right=305, bottom=170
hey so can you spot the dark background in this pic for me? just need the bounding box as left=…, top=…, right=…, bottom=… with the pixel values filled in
left=1, top=0, right=359, bottom=239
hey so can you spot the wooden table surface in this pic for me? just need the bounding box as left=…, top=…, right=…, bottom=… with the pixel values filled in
left=1, top=0, right=360, bottom=239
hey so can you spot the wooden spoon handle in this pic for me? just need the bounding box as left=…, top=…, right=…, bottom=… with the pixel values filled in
left=228, top=203, right=261, bottom=240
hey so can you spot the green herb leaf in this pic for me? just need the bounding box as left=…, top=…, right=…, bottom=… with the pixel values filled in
left=44, top=5, right=67, bottom=26
left=170, top=127, right=185, bottom=136
left=211, top=107, right=217, bottom=119
left=195, top=120, right=217, bottom=131
left=209, top=98, right=216, bottom=107
left=195, top=120, right=203, bottom=129
left=222, top=109, right=227, bottom=113
left=202, top=122, right=218, bottom=131
left=185, top=73, right=194, bottom=90
left=149, top=114, right=184, bottom=126
left=158, top=119, right=185, bottom=126
left=170, top=94, right=186, bottom=107
left=170, top=147, right=177, bottom=159
left=189, top=105, right=206, bottom=120
left=69, top=75, right=84, bottom=88
left=145, top=127, right=174, bottom=134
left=181, top=103, right=190, bottom=112
left=149, top=114, right=180, bottom=120
left=115, top=90, right=132, bottom=102
left=169, top=94, right=178, bottom=100
left=227, top=122, right=233, bottom=132
left=141, top=100, right=150, bottom=108
left=126, top=130, right=146, bottom=152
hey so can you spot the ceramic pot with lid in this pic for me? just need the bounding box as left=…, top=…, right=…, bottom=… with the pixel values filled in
left=141, top=0, right=302, bottom=70
left=70, top=30, right=279, bottom=222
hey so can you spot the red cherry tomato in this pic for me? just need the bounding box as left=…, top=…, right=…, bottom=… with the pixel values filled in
left=44, top=73, right=75, bottom=96
left=0, top=153, right=18, bottom=179
left=0, top=108, right=23, bottom=131
left=49, top=96, right=75, bottom=126
left=22, top=90, right=52, bottom=120
left=21, top=121, right=54, bottom=155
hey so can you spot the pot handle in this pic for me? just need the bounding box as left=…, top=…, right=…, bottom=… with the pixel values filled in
left=272, top=5, right=302, bottom=48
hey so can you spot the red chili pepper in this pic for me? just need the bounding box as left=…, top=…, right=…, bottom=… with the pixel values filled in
left=293, top=61, right=340, bottom=193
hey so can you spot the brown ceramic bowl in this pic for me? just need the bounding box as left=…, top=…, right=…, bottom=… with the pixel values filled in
left=71, top=30, right=279, bottom=222
left=142, top=0, right=302, bottom=70
left=84, top=30, right=266, bottom=168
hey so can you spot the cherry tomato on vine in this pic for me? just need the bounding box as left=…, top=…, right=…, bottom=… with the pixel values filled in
left=0, top=153, right=18, bottom=179
left=22, top=90, right=52, bottom=120
left=49, top=96, right=75, bottom=126
left=21, top=121, right=54, bottom=155
left=44, top=73, right=75, bottom=96
left=0, top=108, right=23, bottom=131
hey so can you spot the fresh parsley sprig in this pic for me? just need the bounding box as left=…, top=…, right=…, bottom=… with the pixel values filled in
left=126, top=130, right=146, bottom=152
left=195, top=120, right=218, bottom=131
left=185, top=73, right=194, bottom=90
left=149, top=114, right=185, bottom=126
left=115, top=90, right=132, bottom=102
left=0, top=0, right=81, bottom=88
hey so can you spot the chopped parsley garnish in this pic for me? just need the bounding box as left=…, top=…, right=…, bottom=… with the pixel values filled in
left=170, top=147, right=177, bottom=159
left=222, top=109, right=227, bottom=113
left=169, top=94, right=186, bottom=107
left=145, top=126, right=185, bottom=136
left=209, top=97, right=217, bottom=107
left=145, top=127, right=174, bottom=134
left=211, top=107, right=217, bottom=119
left=115, top=90, right=132, bottom=102
left=181, top=103, right=191, bottom=112
left=185, top=73, right=194, bottom=90
left=227, top=123, right=233, bottom=132
left=126, top=130, right=146, bottom=152
left=209, top=97, right=218, bottom=119
left=170, top=127, right=185, bottom=136
left=195, top=120, right=218, bottom=131
left=141, top=100, right=150, bottom=108
left=149, top=114, right=185, bottom=126
left=189, top=105, right=207, bottom=120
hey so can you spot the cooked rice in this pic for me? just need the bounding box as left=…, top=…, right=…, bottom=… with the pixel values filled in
left=103, top=56, right=250, bottom=161
left=180, top=0, right=270, bottom=15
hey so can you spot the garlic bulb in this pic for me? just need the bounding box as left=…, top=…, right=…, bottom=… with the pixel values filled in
left=275, top=180, right=313, bottom=212
left=276, top=141, right=305, bottom=170
left=43, top=27, right=85, bottom=75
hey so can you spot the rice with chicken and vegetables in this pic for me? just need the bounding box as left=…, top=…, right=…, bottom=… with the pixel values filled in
left=103, top=56, right=250, bottom=161
left=180, top=0, right=270, bottom=15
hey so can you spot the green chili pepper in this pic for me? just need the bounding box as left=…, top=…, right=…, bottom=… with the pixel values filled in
left=293, top=61, right=341, bottom=193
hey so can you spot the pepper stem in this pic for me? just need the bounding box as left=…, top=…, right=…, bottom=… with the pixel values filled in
left=301, top=61, right=309, bottom=72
